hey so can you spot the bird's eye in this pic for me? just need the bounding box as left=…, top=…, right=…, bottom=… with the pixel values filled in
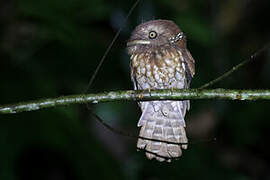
left=148, top=31, right=157, bottom=39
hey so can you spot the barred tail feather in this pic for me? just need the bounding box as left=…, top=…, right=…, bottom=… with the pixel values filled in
left=137, top=101, right=188, bottom=162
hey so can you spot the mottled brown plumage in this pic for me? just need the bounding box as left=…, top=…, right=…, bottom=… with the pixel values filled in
left=127, top=20, right=195, bottom=162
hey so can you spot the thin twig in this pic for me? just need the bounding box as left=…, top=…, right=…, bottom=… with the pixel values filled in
left=84, top=0, right=140, bottom=92
left=91, top=112, right=189, bottom=145
left=198, top=43, right=270, bottom=89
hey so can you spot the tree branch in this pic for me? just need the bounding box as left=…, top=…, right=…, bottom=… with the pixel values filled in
left=1, top=88, right=270, bottom=114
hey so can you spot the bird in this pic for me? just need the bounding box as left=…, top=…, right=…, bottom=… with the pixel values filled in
left=126, top=19, right=195, bottom=162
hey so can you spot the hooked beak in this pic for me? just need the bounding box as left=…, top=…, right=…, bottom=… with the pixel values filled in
left=127, top=39, right=151, bottom=46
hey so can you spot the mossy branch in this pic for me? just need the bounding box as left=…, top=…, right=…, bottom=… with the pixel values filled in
left=1, top=88, right=270, bottom=114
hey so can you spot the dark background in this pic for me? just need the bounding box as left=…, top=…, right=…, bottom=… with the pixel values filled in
left=1, top=0, right=270, bottom=179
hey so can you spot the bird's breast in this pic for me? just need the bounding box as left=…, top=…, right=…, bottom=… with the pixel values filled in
left=131, top=48, right=186, bottom=90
